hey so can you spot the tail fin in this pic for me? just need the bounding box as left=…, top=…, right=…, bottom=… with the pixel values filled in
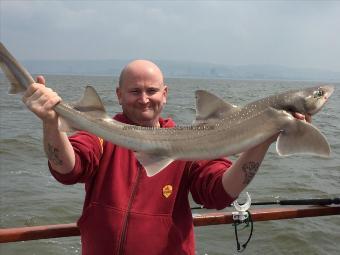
left=0, top=42, right=34, bottom=94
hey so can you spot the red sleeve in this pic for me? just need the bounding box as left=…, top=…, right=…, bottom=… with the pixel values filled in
left=187, top=158, right=235, bottom=209
left=49, top=131, right=103, bottom=185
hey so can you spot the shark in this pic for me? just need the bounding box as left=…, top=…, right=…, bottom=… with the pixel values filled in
left=0, top=42, right=334, bottom=177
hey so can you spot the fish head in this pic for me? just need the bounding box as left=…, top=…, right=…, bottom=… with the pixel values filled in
left=302, top=85, right=335, bottom=115
left=286, top=85, right=335, bottom=116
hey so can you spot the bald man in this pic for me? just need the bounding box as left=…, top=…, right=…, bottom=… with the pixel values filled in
left=23, top=60, right=305, bottom=254
left=116, top=60, right=168, bottom=127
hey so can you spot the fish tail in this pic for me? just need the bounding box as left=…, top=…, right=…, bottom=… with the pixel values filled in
left=0, top=42, right=34, bottom=94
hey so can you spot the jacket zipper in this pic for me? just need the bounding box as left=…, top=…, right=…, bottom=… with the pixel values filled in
left=117, top=164, right=142, bottom=254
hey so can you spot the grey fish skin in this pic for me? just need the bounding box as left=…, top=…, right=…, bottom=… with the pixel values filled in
left=0, top=42, right=335, bottom=177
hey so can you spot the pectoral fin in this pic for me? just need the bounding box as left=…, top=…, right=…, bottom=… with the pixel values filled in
left=276, top=120, right=330, bottom=157
left=134, top=152, right=174, bottom=177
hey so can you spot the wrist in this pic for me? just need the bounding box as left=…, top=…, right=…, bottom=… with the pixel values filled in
left=246, top=139, right=272, bottom=154
left=43, top=117, right=59, bottom=130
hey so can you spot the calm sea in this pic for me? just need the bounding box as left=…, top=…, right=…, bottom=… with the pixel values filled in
left=0, top=75, right=339, bottom=255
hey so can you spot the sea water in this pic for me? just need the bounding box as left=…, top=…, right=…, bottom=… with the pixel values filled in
left=0, top=75, right=339, bottom=254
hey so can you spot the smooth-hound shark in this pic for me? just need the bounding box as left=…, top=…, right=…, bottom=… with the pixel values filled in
left=0, top=42, right=334, bottom=176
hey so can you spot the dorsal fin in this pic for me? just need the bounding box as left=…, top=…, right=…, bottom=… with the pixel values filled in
left=59, top=86, right=111, bottom=132
left=194, top=90, right=239, bottom=124
left=74, top=86, right=106, bottom=113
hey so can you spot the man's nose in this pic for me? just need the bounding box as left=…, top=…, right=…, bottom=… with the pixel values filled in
left=138, top=92, right=149, bottom=104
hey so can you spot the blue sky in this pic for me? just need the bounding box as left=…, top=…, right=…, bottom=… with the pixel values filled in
left=1, top=1, right=339, bottom=71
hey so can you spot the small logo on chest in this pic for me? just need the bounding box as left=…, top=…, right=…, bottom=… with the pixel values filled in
left=162, top=185, right=173, bottom=198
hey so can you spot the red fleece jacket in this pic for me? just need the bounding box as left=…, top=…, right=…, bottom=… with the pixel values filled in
left=50, top=113, right=233, bottom=255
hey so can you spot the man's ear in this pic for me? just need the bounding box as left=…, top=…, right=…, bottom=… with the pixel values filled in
left=163, top=85, right=168, bottom=104
left=116, top=87, right=122, bottom=105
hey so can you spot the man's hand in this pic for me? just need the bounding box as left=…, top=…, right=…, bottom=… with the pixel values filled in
left=22, top=76, right=76, bottom=173
left=22, top=76, right=61, bottom=125
left=292, top=112, right=312, bottom=123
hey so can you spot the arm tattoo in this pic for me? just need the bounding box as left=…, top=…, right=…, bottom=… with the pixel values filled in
left=242, top=161, right=260, bottom=185
left=46, top=143, right=63, bottom=166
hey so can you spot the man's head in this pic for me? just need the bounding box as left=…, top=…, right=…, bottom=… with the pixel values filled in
left=116, top=60, right=168, bottom=127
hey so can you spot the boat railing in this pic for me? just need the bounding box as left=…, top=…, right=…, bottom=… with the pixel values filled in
left=1, top=205, right=339, bottom=243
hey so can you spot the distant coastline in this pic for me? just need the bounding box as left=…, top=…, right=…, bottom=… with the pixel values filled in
left=2, top=59, right=340, bottom=82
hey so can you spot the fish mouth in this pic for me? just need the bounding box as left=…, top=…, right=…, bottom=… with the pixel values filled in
left=323, top=85, right=335, bottom=99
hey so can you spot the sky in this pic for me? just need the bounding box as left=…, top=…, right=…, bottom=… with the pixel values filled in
left=1, top=0, right=340, bottom=72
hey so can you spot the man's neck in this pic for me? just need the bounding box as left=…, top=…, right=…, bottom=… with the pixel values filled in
left=137, top=119, right=160, bottom=127
left=123, top=113, right=160, bottom=127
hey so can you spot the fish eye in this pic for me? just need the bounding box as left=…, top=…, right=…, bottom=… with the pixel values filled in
left=313, top=89, right=324, bottom=98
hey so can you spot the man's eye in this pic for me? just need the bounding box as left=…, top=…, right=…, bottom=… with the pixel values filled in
left=147, top=89, right=158, bottom=94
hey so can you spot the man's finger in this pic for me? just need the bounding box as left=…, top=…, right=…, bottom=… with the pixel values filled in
left=292, top=112, right=305, bottom=120
left=36, top=75, right=46, bottom=85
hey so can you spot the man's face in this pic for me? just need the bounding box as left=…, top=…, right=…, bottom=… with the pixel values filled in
left=116, top=73, right=168, bottom=127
